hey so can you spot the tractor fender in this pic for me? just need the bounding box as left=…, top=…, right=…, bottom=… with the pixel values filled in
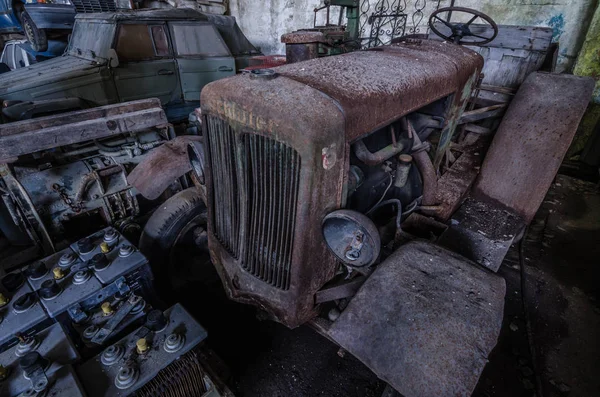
left=128, top=135, right=204, bottom=201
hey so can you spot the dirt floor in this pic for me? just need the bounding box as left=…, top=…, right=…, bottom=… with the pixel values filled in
left=179, top=174, right=600, bottom=397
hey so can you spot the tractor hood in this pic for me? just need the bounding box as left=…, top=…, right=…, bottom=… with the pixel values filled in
left=0, top=56, right=104, bottom=100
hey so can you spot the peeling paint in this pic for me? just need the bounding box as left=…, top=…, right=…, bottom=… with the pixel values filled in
left=548, top=13, right=565, bottom=42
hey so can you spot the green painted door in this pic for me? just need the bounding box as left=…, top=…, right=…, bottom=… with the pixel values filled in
left=168, top=22, right=236, bottom=102
left=112, top=23, right=180, bottom=104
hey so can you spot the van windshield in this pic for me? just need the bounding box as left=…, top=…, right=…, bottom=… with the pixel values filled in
left=68, top=21, right=116, bottom=61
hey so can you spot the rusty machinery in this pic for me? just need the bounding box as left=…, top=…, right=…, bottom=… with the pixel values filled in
left=281, top=0, right=361, bottom=63
left=183, top=6, right=595, bottom=396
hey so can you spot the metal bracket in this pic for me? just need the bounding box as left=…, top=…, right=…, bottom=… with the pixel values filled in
left=67, top=277, right=130, bottom=323
left=91, top=294, right=142, bottom=345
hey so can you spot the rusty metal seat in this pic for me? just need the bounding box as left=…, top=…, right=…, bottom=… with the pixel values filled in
left=326, top=240, right=506, bottom=397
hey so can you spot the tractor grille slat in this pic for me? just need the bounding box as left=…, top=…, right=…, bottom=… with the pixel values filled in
left=71, top=0, right=117, bottom=13
left=206, top=116, right=240, bottom=258
left=243, top=134, right=300, bottom=290
left=205, top=115, right=300, bottom=291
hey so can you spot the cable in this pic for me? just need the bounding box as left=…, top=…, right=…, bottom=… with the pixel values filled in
left=519, top=227, right=545, bottom=397
left=368, top=173, right=393, bottom=213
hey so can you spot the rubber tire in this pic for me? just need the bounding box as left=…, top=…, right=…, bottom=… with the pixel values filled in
left=139, top=187, right=207, bottom=295
left=21, top=11, right=48, bottom=52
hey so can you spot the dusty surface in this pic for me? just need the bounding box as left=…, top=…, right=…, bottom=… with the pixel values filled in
left=178, top=173, right=599, bottom=397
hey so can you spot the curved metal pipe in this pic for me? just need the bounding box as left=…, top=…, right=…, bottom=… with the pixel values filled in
left=409, top=124, right=438, bottom=207
left=353, top=138, right=405, bottom=166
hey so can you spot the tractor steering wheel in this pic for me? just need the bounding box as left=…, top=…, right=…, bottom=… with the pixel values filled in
left=428, top=7, right=498, bottom=45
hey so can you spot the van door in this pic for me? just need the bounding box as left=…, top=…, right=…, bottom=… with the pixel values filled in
left=168, top=22, right=236, bottom=101
left=112, top=23, right=180, bottom=104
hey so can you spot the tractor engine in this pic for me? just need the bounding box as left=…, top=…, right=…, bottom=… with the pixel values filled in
left=200, top=40, right=482, bottom=328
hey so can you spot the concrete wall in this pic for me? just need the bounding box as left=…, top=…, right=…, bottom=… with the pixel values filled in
left=230, top=0, right=598, bottom=72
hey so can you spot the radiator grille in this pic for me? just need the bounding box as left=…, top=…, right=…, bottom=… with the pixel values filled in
left=206, top=116, right=241, bottom=258
left=72, top=0, right=117, bottom=13
left=242, top=134, right=300, bottom=290
left=205, top=115, right=301, bottom=290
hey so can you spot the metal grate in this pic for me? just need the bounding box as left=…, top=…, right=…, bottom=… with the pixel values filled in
left=242, top=134, right=300, bottom=290
left=206, top=115, right=241, bottom=258
left=71, top=0, right=117, bottom=13
left=205, top=115, right=301, bottom=290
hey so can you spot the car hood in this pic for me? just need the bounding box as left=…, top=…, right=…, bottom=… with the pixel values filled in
left=0, top=56, right=103, bottom=98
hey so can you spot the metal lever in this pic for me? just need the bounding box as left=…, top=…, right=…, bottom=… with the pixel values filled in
left=157, top=69, right=174, bottom=75
left=218, top=66, right=234, bottom=72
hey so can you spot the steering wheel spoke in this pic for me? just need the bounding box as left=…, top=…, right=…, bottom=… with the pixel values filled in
left=428, top=6, right=498, bottom=46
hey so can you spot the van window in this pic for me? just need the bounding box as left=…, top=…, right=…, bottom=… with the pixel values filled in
left=171, top=24, right=230, bottom=57
left=116, top=24, right=170, bottom=61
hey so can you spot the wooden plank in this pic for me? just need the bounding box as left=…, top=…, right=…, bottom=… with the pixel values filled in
left=429, top=24, right=553, bottom=51
left=459, top=104, right=507, bottom=124
left=0, top=98, right=163, bottom=137
left=0, top=106, right=167, bottom=161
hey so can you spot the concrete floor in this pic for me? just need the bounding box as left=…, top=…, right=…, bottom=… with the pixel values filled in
left=180, top=174, right=600, bottom=397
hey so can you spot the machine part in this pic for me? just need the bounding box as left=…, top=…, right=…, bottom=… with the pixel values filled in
left=163, top=333, right=185, bottom=354
left=135, top=350, right=211, bottom=397
left=90, top=254, right=111, bottom=272
left=327, top=240, right=505, bottom=397
left=100, top=344, right=125, bottom=366
left=103, top=229, right=119, bottom=245
left=201, top=40, right=482, bottom=327
left=77, top=238, right=94, bottom=256
left=0, top=322, right=79, bottom=397
left=0, top=99, right=167, bottom=162
left=15, top=336, right=40, bottom=357
left=59, top=253, right=77, bottom=268
left=38, top=280, right=62, bottom=301
left=322, top=210, right=381, bottom=268
left=114, top=366, right=139, bottom=390
left=91, top=295, right=143, bottom=345
left=67, top=277, right=131, bottom=324
left=3, top=273, right=25, bottom=292
left=12, top=293, right=37, bottom=313
left=52, top=268, right=65, bottom=281
left=429, top=7, right=499, bottom=45
left=0, top=165, right=55, bottom=255
left=26, top=262, right=48, bottom=281
left=188, top=140, right=206, bottom=185
left=127, top=136, right=203, bottom=201
left=77, top=304, right=208, bottom=397
left=281, top=31, right=326, bottom=63
left=394, top=154, right=413, bottom=188
left=136, top=338, right=149, bottom=355
left=347, top=166, right=364, bottom=197
left=118, top=245, right=134, bottom=258
left=315, top=276, right=367, bottom=304
left=0, top=277, right=48, bottom=347
left=353, top=137, right=406, bottom=166
left=33, top=261, right=103, bottom=318
left=145, top=310, right=168, bottom=333
left=83, top=326, right=99, bottom=341
left=0, top=293, right=8, bottom=307
left=72, top=270, right=91, bottom=285
left=411, top=132, right=438, bottom=207
left=101, top=302, right=114, bottom=317
left=139, top=188, right=208, bottom=295
left=473, top=72, right=595, bottom=223
left=438, top=199, right=526, bottom=272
